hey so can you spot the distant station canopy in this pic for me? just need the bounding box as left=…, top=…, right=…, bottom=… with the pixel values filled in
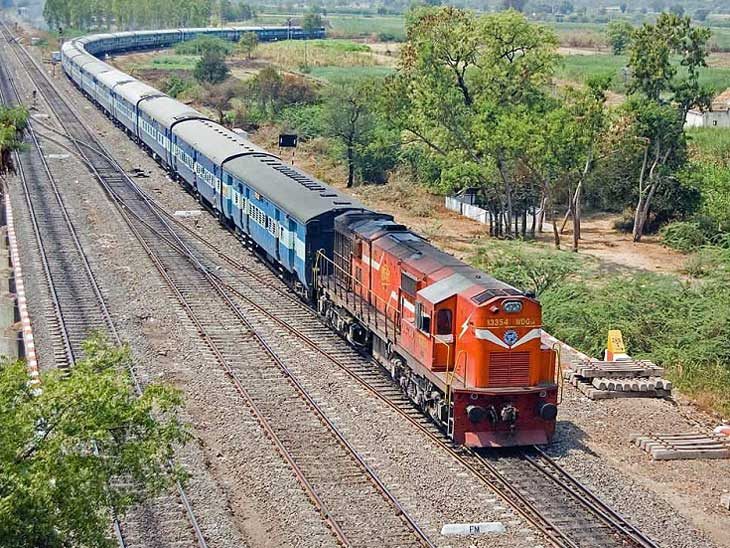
left=278, top=134, right=298, bottom=148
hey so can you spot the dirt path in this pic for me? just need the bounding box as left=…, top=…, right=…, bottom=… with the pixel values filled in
left=538, top=213, right=687, bottom=275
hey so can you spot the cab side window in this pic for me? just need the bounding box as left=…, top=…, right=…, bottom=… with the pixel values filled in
left=415, top=302, right=431, bottom=333
left=436, top=309, right=453, bottom=335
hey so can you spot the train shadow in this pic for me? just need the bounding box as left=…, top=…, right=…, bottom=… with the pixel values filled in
left=541, top=420, right=596, bottom=458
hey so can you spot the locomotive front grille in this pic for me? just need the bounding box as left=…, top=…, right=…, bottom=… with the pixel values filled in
left=488, top=352, right=530, bottom=387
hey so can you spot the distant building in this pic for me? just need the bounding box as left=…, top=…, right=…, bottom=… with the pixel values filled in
left=685, top=89, right=730, bottom=129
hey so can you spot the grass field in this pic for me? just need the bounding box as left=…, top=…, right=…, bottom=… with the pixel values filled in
left=308, top=65, right=394, bottom=81
left=137, top=54, right=199, bottom=71
left=558, top=53, right=730, bottom=93
left=251, top=13, right=406, bottom=40
left=688, top=128, right=730, bottom=162
left=256, top=39, right=393, bottom=80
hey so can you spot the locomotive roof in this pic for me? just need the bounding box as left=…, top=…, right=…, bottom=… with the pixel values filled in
left=175, top=119, right=272, bottom=165
left=340, top=212, right=521, bottom=303
left=223, top=155, right=367, bottom=223
left=138, top=95, right=203, bottom=128
left=379, top=232, right=519, bottom=297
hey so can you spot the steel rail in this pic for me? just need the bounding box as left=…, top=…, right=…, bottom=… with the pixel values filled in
left=4, top=22, right=433, bottom=548
left=0, top=22, right=208, bottom=548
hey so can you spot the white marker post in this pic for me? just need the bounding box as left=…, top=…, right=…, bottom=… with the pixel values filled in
left=441, top=522, right=506, bottom=536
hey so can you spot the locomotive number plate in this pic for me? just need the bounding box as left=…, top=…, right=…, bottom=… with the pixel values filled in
left=483, top=317, right=538, bottom=327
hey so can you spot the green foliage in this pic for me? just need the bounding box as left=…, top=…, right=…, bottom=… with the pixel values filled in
left=474, top=241, right=582, bottom=296
left=542, top=273, right=685, bottom=358
left=193, top=50, right=230, bottom=85
left=321, top=77, right=399, bottom=186
left=302, top=8, right=324, bottom=32
left=148, top=55, right=199, bottom=71
left=0, top=105, right=28, bottom=177
left=660, top=221, right=706, bottom=251
left=237, top=31, right=258, bottom=59
left=220, top=0, right=253, bottom=22
left=327, top=14, right=405, bottom=40
left=628, top=13, right=711, bottom=101
left=386, top=7, right=568, bottom=237
left=0, top=336, right=189, bottom=547
left=174, top=36, right=233, bottom=56
left=309, top=66, right=394, bottom=81
left=164, top=75, right=194, bottom=98
left=606, top=19, right=633, bottom=54
left=279, top=104, right=325, bottom=139
left=43, top=0, right=214, bottom=31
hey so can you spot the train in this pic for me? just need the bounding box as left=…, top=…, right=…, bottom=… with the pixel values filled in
left=59, top=26, right=558, bottom=448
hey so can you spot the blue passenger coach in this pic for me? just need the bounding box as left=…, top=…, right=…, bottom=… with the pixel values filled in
left=222, top=156, right=364, bottom=289
left=61, top=24, right=347, bottom=295
left=138, top=96, right=202, bottom=167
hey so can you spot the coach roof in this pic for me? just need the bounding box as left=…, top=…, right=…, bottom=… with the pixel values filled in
left=138, top=96, right=202, bottom=128
left=174, top=119, right=272, bottom=165
left=97, top=69, right=135, bottom=89
left=224, top=155, right=367, bottom=223
left=115, top=80, right=163, bottom=106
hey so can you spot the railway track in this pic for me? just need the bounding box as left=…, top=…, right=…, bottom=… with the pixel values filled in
left=207, top=258, right=662, bottom=548
left=4, top=21, right=663, bottom=547
left=0, top=26, right=207, bottom=548
left=1, top=22, right=435, bottom=548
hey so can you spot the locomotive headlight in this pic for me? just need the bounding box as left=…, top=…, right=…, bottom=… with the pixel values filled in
left=503, top=300, right=523, bottom=314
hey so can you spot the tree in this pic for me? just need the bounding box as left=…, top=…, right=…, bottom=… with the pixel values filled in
left=249, top=66, right=283, bottom=114
left=237, top=3, right=254, bottom=20
left=206, top=80, right=242, bottom=125
left=44, top=0, right=215, bottom=31
left=220, top=0, right=235, bottom=21
left=0, top=105, right=28, bottom=178
left=0, top=336, right=189, bottom=547
left=301, top=8, right=323, bottom=32
left=194, top=49, right=230, bottom=85
left=501, top=0, right=527, bottom=12
left=322, top=79, right=378, bottom=188
left=556, top=77, right=610, bottom=251
left=606, top=20, right=633, bottom=55
left=384, top=7, right=560, bottom=238
left=238, top=31, right=258, bottom=60
left=626, top=13, right=712, bottom=241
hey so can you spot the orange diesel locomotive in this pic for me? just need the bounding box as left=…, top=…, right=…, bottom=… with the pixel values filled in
left=316, top=212, right=558, bottom=447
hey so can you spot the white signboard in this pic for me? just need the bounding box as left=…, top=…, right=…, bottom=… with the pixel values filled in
left=441, top=522, right=506, bottom=536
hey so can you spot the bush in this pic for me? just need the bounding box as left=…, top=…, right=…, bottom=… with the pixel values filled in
left=164, top=75, right=194, bottom=98
left=473, top=241, right=583, bottom=297
left=279, top=104, right=324, bottom=139
left=175, top=36, right=233, bottom=56
left=612, top=210, right=634, bottom=232
left=377, top=31, right=400, bottom=41
left=660, top=221, right=706, bottom=252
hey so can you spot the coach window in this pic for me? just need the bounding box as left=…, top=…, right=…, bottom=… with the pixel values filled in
left=436, top=309, right=453, bottom=335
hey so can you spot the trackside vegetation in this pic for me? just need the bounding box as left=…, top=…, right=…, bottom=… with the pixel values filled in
left=0, top=336, right=189, bottom=547
left=0, top=105, right=28, bottom=177
left=476, top=241, right=730, bottom=414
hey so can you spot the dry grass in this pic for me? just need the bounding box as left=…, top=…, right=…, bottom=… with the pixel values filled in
left=255, top=39, right=389, bottom=72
